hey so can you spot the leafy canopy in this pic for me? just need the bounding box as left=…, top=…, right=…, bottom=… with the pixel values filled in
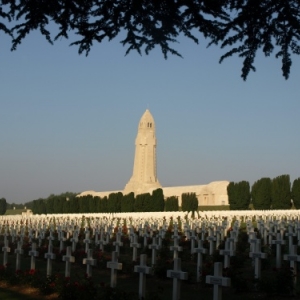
left=1, top=0, right=300, bottom=80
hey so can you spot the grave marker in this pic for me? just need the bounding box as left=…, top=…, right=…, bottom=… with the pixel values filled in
left=206, top=262, right=231, bottom=300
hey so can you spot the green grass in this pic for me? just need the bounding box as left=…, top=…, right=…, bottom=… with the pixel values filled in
left=0, top=229, right=299, bottom=300
left=5, top=209, right=26, bottom=215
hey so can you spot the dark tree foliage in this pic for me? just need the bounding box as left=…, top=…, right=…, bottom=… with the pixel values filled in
left=151, top=188, right=165, bottom=212
left=121, top=192, right=135, bottom=212
left=99, top=196, right=108, bottom=213
left=227, top=181, right=250, bottom=210
left=165, top=196, right=179, bottom=211
left=107, top=192, right=123, bottom=213
left=134, top=193, right=151, bottom=212
left=227, top=182, right=236, bottom=210
left=292, top=177, right=300, bottom=209
left=271, top=174, right=291, bottom=209
left=0, top=198, right=7, bottom=215
left=1, top=1, right=299, bottom=79
left=251, top=177, right=272, bottom=210
left=181, top=193, right=198, bottom=212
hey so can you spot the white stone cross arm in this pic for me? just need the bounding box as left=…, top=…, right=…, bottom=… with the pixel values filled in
left=167, top=258, right=188, bottom=300
left=83, top=249, right=97, bottom=277
left=134, top=254, right=152, bottom=299
left=206, top=262, right=231, bottom=300
left=107, top=251, right=123, bottom=288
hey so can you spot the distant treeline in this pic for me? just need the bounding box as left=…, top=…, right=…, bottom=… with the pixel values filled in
left=228, top=174, right=300, bottom=210
left=24, top=189, right=194, bottom=214
left=4, top=174, right=300, bottom=214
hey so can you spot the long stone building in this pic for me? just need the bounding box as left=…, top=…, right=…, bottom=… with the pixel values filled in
left=78, top=109, right=229, bottom=206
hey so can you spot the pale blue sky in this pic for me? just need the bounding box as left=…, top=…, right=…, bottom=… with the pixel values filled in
left=1, top=29, right=299, bottom=204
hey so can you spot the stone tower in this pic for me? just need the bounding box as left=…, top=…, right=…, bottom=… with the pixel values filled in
left=124, top=109, right=162, bottom=195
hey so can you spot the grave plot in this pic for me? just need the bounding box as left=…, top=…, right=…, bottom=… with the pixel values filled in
left=0, top=211, right=300, bottom=299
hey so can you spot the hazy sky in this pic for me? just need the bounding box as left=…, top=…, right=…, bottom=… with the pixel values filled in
left=1, top=28, right=299, bottom=204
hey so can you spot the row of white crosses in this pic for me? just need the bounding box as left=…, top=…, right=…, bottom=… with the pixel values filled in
left=2, top=211, right=300, bottom=300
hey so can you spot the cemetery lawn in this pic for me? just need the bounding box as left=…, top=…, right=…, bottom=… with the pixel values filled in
left=0, top=222, right=300, bottom=299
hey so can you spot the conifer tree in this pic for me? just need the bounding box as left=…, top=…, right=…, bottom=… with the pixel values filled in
left=151, top=188, right=165, bottom=212
left=165, top=196, right=179, bottom=211
left=291, top=177, right=300, bottom=209
left=251, top=178, right=272, bottom=210
left=271, top=175, right=291, bottom=209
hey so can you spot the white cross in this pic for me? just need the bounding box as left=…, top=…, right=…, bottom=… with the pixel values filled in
left=70, top=231, right=79, bottom=252
left=47, top=230, right=55, bottom=247
left=283, top=245, right=300, bottom=280
left=14, top=241, right=23, bottom=271
left=58, top=230, right=66, bottom=252
left=107, top=251, right=123, bottom=288
left=170, top=237, right=183, bottom=259
left=28, top=242, right=39, bottom=270
left=148, top=236, right=160, bottom=265
left=189, top=230, right=197, bottom=254
left=134, top=254, right=152, bottom=299
left=83, top=249, right=97, bottom=277
left=207, top=227, right=216, bottom=255
left=219, top=239, right=235, bottom=268
left=193, top=238, right=208, bottom=282
left=130, top=234, right=140, bottom=262
left=44, top=244, right=56, bottom=276
left=83, top=231, right=92, bottom=253
left=167, top=258, right=188, bottom=300
left=271, top=232, right=286, bottom=268
left=249, top=239, right=267, bottom=279
left=62, top=246, right=75, bottom=277
left=206, top=262, right=231, bottom=300
left=285, top=225, right=296, bottom=251
left=113, top=232, right=123, bottom=254
left=96, top=228, right=107, bottom=251
left=2, top=239, right=10, bottom=267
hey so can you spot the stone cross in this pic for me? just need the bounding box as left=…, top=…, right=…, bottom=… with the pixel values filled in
left=249, top=239, right=267, bottom=279
left=58, top=230, right=66, bottom=252
left=107, top=251, right=123, bottom=288
left=28, top=229, right=34, bottom=243
left=38, top=230, right=45, bottom=247
left=271, top=232, right=286, bottom=268
left=148, top=236, right=160, bottom=265
left=47, top=230, right=55, bottom=247
left=170, top=237, right=182, bottom=259
left=130, top=234, right=141, bottom=262
left=2, top=239, right=10, bottom=267
left=62, top=246, right=75, bottom=277
left=83, top=231, right=92, bottom=253
left=141, top=228, right=149, bottom=248
left=11, top=228, right=17, bottom=243
left=113, top=232, right=123, bottom=255
left=227, top=230, right=237, bottom=252
left=83, top=249, right=97, bottom=277
left=167, top=258, right=188, bottom=300
left=189, top=230, right=197, bottom=254
left=28, top=242, right=39, bottom=270
left=285, top=225, right=296, bottom=251
left=193, top=238, right=208, bottom=282
left=206, top=262, right=231, bottom=300
left=207, top=227, right=217, bottom=255
left=248, top=231, right=257, bottom=253
left=70, top=231, right=78, bottom=252
left=134, top=254, right=152, bottom=299
left=219, top=239, right=235, bottom=268
left=96, top=228, right=107, bottom=251
left=44, top=244, right=56, bottom=276
left=157, top=229, right=164, bottom=248
left=14, top=241, right=23, bottom=271
left=283, top=245, right=300, bottom=280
